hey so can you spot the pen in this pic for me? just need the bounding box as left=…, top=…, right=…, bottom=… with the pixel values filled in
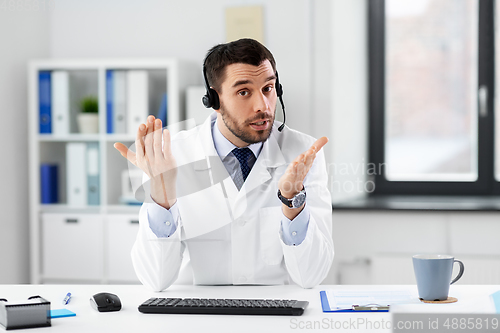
left=352, top=304, right=389, bottom=311
left=62, top=293, right=71, bottom=305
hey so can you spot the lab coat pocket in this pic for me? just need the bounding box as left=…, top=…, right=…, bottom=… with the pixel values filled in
left=259, top=207, right=284, bottom=265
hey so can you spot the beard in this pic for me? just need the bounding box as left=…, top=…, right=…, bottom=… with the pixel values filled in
left=219, top=103, right=275, bottom=144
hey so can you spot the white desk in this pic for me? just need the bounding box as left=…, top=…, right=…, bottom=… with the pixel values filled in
left=0, top=284, right=498, bottom=333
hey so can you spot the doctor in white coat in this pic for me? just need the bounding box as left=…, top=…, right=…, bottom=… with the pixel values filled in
left=115, top=38, right=333, bottom=291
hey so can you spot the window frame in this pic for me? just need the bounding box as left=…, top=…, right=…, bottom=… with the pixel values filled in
left=368, top=0, right=497, bottom=196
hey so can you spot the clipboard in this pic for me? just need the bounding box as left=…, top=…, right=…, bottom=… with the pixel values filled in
left=320, top=291, right=389, bottom=312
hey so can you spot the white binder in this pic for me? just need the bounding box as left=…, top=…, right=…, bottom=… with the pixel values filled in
left=66, top=142, right=87, bottom=206
left=127, top=70, right=149, bottom=135
left=51, top=71, right=70, bottom=135
left=87, top=142, right=100, bottom=205
left=113, top=71, right=127, bottom=133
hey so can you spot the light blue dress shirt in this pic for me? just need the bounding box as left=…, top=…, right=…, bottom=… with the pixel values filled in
left=146, top=118, right=310, bottom=246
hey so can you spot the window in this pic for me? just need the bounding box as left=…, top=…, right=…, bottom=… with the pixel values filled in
left=369, top=0, right=497, bottom=195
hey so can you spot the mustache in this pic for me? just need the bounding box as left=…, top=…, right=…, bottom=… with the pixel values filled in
left=247, top=113, right=273, bottom=123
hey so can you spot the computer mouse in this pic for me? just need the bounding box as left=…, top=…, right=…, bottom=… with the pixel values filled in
left=90, top=292, right=122, bottom=312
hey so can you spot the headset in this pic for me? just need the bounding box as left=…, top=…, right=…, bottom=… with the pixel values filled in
left=202, top=48, right=286, bottom=132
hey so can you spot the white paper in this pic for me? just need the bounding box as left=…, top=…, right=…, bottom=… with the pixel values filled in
left=325, top=289, right=419, bottom=311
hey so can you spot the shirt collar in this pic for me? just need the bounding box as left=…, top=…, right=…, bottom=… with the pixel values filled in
left=212, top=118, right=263, bottom=159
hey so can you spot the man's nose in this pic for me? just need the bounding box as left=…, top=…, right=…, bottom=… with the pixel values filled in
left=253, top=91, right=268, bottom=112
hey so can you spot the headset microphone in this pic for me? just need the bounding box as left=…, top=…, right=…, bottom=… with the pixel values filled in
left=275, top=71, right=285, bottom=132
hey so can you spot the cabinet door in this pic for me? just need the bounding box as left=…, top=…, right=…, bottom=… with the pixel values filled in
left=105, top=214, right=140, bottom=283
left=42, top=213, right=103, bottom=280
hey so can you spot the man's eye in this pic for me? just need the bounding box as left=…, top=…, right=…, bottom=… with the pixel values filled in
left=264, top=86, right=273, bottom=93
left=238, top=91, right=249, bottom=96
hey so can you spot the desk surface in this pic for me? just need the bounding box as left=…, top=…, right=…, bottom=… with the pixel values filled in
left=0, top=284, right=498, bottom=333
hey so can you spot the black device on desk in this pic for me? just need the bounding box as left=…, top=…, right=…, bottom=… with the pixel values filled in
left=138, top=297, right=308, bottom=316
left=90, top=292, right=122, bottom=312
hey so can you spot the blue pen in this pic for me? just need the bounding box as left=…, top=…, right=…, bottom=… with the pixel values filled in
left=62, top=293, right=71, bottom=305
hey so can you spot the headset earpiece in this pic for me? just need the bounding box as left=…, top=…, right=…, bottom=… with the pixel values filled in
left=202, top=87, right=220, bottom=109
left=275, top=71, right=283, bottom=98
left=202, top=48, right=221, bottom=110
left=202, top=93, right=211, bottom=108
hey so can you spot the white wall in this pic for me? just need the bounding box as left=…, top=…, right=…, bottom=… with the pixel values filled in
left=330, top=0, right=369, bottom=204
left=0, top=9, right=50, bottom=283
left=48, top=0, right=318, bottom=137
left=333, top=211, right=500, bottom=285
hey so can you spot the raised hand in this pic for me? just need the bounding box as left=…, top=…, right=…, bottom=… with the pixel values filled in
left=278, top=137, right=328, bottom=218
left=114, top=115, right=177, bottom=209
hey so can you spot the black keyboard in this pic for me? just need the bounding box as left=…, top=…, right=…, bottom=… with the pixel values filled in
left=138, top=297, right=308, bottom=316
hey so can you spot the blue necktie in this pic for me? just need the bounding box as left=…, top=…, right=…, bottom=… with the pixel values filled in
left=232, top=147, right=254, bottom=188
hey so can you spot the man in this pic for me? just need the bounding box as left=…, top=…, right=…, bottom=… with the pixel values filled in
left=114, top=38, right=333, bottom=291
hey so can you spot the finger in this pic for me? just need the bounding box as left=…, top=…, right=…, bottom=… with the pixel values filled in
left=310, top=136, right=328, bottom=152
left=147, top=114, right=155, bottom=126
left=135, top=123, right=146, bottom=162
left=304, top=150, right=316, bottom=168
left=292, top=153, right=305, bottom=164
left=153, top=118, right=163, bottom=158
left=286, top=160, right=298, bottom=174
left=163, top=128, right=172, bottom=158
left=144, top=116, right=155, bottom=161
left=302, top=147, right=315, bottom=162
left=300, top=153, right=316, bottom=179
left=114, top=142, right=137, bottom=165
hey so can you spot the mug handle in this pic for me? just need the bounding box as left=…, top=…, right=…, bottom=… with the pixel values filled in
left=450, top=259, right=464, bottom=285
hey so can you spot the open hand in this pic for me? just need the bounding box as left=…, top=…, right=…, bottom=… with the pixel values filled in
left=278, top=136, right=328, bottom=200
left=114, top=115, right=177, bottom=209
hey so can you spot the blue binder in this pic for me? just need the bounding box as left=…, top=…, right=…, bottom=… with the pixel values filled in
left=39, top=71, right=51, bottom=133
left=40, top=164, right=58, bottom=204
left=106, top=70, right=113, bottom=133
left=157, top=93, right=167, bottom=126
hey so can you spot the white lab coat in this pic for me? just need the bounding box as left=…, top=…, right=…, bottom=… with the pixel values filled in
left=131, top=112, right=333, bottom=291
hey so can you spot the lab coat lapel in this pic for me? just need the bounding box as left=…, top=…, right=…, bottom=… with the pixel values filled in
left=194, top=114, right=239, bottom=203
left=238, top=131, right=287, bottom=199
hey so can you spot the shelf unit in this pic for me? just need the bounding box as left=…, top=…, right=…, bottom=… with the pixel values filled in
left=28, top=58, right=197, bottom=284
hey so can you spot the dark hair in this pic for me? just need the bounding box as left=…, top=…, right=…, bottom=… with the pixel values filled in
left=204, top=38, right=276, bottom=92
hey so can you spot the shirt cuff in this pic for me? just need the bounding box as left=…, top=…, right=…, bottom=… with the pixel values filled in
left=280, top=205, right=310, bottom=246
left=145, top=199, right=179, bottom=238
